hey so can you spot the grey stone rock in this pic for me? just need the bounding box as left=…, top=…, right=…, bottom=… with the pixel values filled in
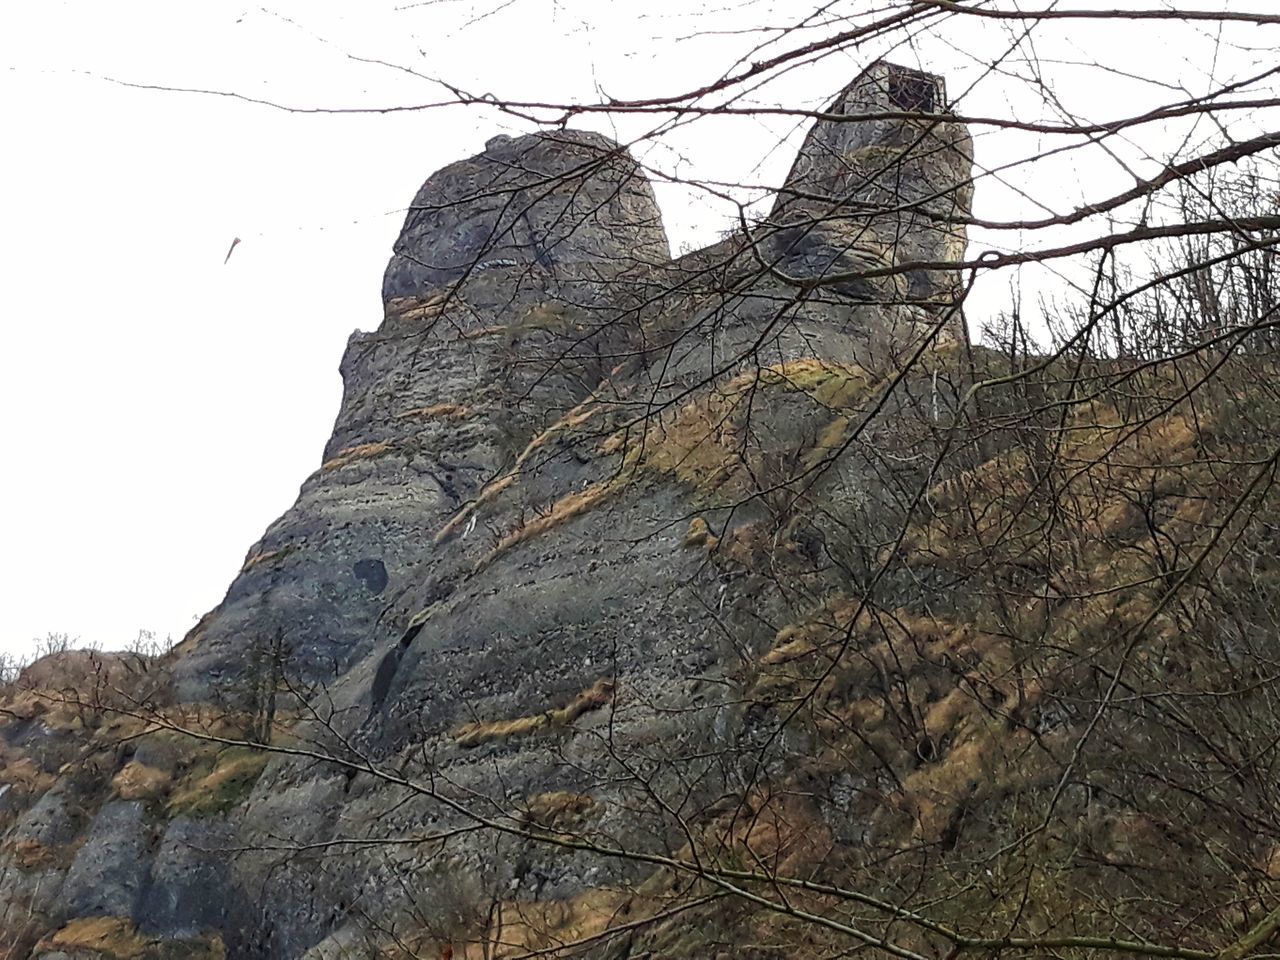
left=770, top=60, right=973, bottom=310
left=0, top=788, right=83, bottom=932
left=7, top=787, right=80, bottom=848
left=137, top=816, right=245, bottom=942
left=176, top=134, right=674, bottom=698
left=3, top=718, right=80, bottom=775
left=382, top=129, right=669, bottom=303
left=60, top=801, right=152, bottom=919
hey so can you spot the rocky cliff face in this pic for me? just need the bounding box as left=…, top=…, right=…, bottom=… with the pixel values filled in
left=6, top=60, right=1278, bottom=960
left=172, top=128, right=672, bottom=700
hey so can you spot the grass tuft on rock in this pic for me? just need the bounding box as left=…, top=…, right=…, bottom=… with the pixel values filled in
left=454, top=679, right=615, bottom=748
left=322, top=441, right=393, bottom=472
left=166, top=747, right=269, bottom=818
left=37, top=916, right=226, bottom=960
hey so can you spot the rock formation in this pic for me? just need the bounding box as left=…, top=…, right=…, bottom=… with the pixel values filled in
left=6, top=60, right=1276, bottom=960
left=174, top=129, right=671, bottom=699
left=771, top=61, right=971, bottom=307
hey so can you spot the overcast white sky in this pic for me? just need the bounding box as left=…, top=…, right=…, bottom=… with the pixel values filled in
left=1, top=0, right=1275, bottom=659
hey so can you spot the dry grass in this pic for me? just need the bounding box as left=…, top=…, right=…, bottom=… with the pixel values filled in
left=435, top=398, right=604, bottom=544
left=38, top=917, right=150, bottom=958
left=167, top=748, right=269, bottom=817
left=383, top=293, right=450, bottom=327
left=35, top=916, right=226, bottom=960
left=397, top=403, right=473, bottom=421
left=111, top=761, right=171, bottom=801
left=801, top=414, right=853, bottom=473
left=729, top=791, right=834, bottom=877
left=0, top=750, right=54, bottom=796
left=627, top=394, right=742, bottom=494
left=431, top=339, right=831, bottom=556
left=749, top=358, right=872, bottom=410
left=458, top=888, right=636, bottom=960
left=2, top=837, right=63, bottom=870
left=1264, top=845, right=1280, bottom=881
left=322, top=441, right=393, bottom=472
left=898, top=404, right=1222, bottom=591
left=169, top=610, right=215, bottom=658
left=458, top=303, right=578, bottom=342
left=682, top=517, right=719, bottom=550
left=475, top=480, right=621, bottom=572
left=375, top=888, right=646, bottom=960
left=454, top=679, right=615, bottom=748
left=612, top=357, right=876, bottom=503
left=436, top=355, right=875, bottom=564
left=239, top=544, right=294, bottom=573
left=748, top=599, right=1030, bottom=845
left=738, top=383, right=1245, bottom=856
left=523, top=791, right=597, bottom=830
left=15, top=650, right=150, bottom=693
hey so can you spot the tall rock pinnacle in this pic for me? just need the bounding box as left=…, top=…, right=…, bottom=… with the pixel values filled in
left=382, top=129, right=670, bottom=305
left=769, top=61, right=973, bottom=309
left=175, top=131, right=670, bottom=698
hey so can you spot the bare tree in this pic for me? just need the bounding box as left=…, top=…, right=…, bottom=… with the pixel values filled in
left=7, top=4, right=1280, bottom=960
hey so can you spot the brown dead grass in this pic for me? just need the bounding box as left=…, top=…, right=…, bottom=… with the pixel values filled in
left=397, top=403, right=473, bottom=421
left=436, top=355, right=876, bottom=562
left=36, top=916, right=226, bottom=960
left=0, top=690, right=285, bottom=755
left=454, top=679, right=616, bottom=748
left=0, top=751, right=54, bottom=795
left=1264, top=845, right=1280, bottom=881
left=523, top=791, right=597, bottom=830
left=322, top=441, right=393, bottom=472
left=682, top=517, right=719, bottom=550
left=2, top=837, right=64, bottom=870
left=377, top=888, right=646, bottom=960
left=841, top=408, right=1233, bottom=846
left=111, top=761, right=171, bottom=801
left=16, top=650, right=150, bottom=693
left=167, top=748, right=269, bottom=817
left=169, top=610, right=215, bottom=658
left=475, top=480, right=622, bottom=572
left=745, top=392, right=1242, bottom=850
left=458, top=888, right=636, bottom=960
left=458, top=303, right=579, bottom=343
left=383, top=293, right=450, bottom=326
left=732, top=791, right=834, bottom=876
left=612, top=358, right=876, bottom=503
left=239, top=545, right=294, bottom=573
left=435, top=398, right=604, bottom=544
left=749, top=599, right=1032, bottom=845
left=749, top=358, right=872, bottom=409
left=899, top=406, right=1219, bottom=590
left=39, top=917, right=150, bottom=958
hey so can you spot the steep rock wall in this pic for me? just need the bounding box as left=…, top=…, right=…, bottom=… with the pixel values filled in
left=2, top=61, right=989, bottom=960
left=174, top=131, right=672, bottom=700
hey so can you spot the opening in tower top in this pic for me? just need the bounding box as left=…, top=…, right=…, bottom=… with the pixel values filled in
left=887, top=68, right=942, bottom=113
